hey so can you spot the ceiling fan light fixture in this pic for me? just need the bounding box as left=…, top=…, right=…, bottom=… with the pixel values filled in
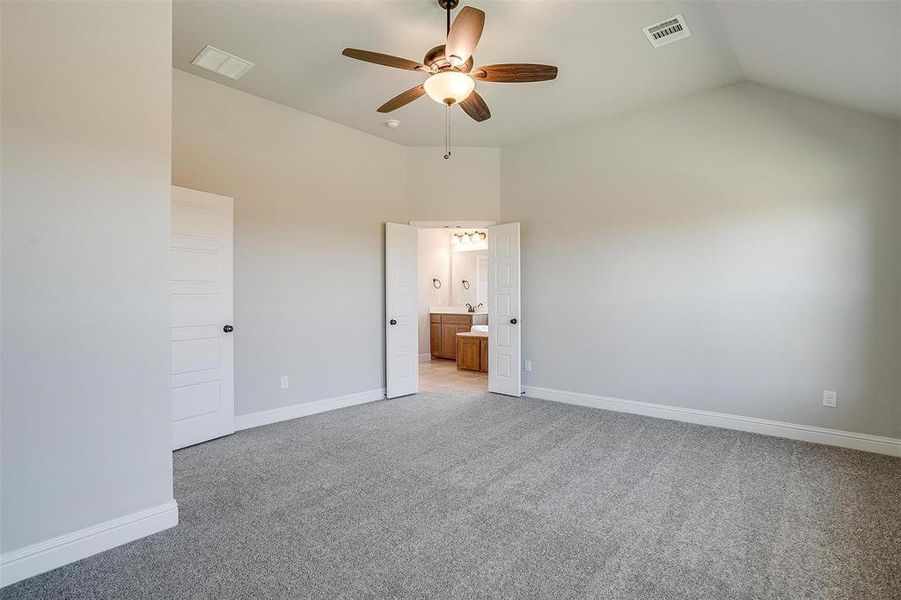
left=423, top=71, right=475, bottom=105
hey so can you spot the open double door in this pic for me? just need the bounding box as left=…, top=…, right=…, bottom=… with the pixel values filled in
left=385, top=223, right=521, bottom=399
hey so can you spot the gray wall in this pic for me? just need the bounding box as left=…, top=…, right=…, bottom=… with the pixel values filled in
left=173, top=70, right=408, bottom=415
left=502, top=83, right=900, bottom=438
left=173, top=71, right=502, bottom=416
left=1, top=1, right=174, bottom=551
left=406, top=147, right=501, bottom=222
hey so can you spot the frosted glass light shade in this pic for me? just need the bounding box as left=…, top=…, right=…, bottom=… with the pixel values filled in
left=423, top=71, right=475, bottom=105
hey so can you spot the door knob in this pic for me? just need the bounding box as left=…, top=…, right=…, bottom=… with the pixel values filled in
left=509, top=318, right=518, bottom=325
left=389, top=319, right=397, bottom=325
left=223, top=325, right=234, bottom=333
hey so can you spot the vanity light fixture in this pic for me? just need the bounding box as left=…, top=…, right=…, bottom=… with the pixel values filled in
left=451, top=229, right=488, bottom=252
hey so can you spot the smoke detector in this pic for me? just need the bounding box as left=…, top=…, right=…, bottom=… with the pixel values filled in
left=385, top=119, right=400, bottom=129
left=191, top=45, right=255, bottom=80
left=643, top=14, right=691, bottom=48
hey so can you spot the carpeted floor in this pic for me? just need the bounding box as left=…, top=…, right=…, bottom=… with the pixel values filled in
left=3, top=391, right=900, bottom=599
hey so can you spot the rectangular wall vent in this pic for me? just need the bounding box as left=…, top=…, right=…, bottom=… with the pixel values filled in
left=643, top=14, right=691, bottom=48
left=191, top=45, right=255, bottom=80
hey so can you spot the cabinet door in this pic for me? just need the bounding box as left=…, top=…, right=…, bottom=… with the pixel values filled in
left=455, top=325, right=470, bottom=360
left=430, top=323, right=441, bottom=356
left=480, top=338, right=489, bottom=372
left=441, top=323, right=458, bottom=358
left=458, top=337, right=481, bottom=371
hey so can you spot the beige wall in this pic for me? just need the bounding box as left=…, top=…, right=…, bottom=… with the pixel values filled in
left=502, top=82, right=900, bottom=438
left=1, top=0, right=174, bottom=552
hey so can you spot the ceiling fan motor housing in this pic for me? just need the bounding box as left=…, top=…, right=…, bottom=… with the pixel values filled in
left=423, top=45, right=474, bottom=73
left=438, top=0, right=460, bottom=10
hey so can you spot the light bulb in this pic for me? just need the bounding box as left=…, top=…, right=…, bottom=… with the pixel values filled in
left=423, top=71, right=475, bottom=105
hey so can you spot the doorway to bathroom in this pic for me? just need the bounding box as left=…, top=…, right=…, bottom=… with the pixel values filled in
left=420, top=225, right=490, bottom=394
left=384, top=221, right=522, bottom=399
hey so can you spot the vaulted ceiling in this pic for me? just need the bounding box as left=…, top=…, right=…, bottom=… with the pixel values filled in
left=173, top=1, right=900, bottom=147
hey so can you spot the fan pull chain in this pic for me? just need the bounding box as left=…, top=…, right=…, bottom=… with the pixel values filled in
left=444, top=103, right=452, bottom=160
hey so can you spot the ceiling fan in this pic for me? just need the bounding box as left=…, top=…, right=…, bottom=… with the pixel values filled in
left=342, top=0, right=558, bottom=156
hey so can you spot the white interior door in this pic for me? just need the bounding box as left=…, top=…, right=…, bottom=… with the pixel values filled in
left=385, top=223, right=419, bottom=398
left=488, top=222, right=521, bottom=396
left=170, top=186, right=234, bottom=449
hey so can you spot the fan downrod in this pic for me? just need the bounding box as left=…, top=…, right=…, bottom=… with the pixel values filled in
left=437, top=0, right=459, bottom=9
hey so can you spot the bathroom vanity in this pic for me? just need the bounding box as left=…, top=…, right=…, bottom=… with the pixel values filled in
left=456, top=331, right=489, bottom=372
left=430, top=310, right=487, bottom=360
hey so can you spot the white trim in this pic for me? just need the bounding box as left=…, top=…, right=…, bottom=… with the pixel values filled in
left=419, top=353, right=432, bottom=362
left=523, top=386, right=901, bottom=457
left=409, top=220, right=496, bottom=229
left=1, top=500, right=178, bottom=588
left=235, top=388, right=386, bottom=431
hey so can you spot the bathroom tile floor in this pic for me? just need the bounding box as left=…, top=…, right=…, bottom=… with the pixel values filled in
left=420, top=358, right=488, bottom=394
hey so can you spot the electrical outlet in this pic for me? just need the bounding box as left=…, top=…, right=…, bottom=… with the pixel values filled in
left=280, top=376, right=290, bottom=390
left=524, top=360, right=532, bottom=372
left=822, top=390, right=837, bottom=408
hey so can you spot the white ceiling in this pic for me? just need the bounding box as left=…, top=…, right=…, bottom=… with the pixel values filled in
left=173, top=1, right=900, bottom=147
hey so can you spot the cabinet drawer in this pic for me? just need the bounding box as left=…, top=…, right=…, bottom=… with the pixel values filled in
left=442, top=314, right=471, bottom=325
left=430, top=314, right=441, bottom=324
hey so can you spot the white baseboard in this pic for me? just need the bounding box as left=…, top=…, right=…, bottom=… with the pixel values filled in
left=523, top=385, right=901, bottom=457
left=419, top=353, right=432, bottom=362
left=235, top=388, right=386, bottom=431
left=1, top=500, right=178, bottom=588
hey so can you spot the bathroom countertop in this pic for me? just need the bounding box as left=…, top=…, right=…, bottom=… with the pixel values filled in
left=456, top=331, right=488, bottom=338
left=429, top=306, right=488, bottom=315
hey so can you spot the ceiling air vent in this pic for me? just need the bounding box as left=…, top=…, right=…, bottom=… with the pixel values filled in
left=191, top=45, right=255, bottom=80
left=643, top=14, right=691, bottom=48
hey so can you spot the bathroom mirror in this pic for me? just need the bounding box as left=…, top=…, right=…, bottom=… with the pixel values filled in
left=451, top=247, right=488, bottom=308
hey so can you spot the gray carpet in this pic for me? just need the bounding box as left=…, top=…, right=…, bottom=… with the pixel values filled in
left=3, top=391, right=900, bottom=599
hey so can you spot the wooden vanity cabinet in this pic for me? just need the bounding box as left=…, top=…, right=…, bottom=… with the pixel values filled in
left=456, top=333, right=489, bottom=372
left=430, top=312, right=487, bottom=360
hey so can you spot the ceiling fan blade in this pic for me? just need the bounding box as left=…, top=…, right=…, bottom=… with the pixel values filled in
left=377, top=85, right=426, bottom=113
left=342, top=48, right=426, bottom=71
left=445, top=7, right=485, bottom=66
left=459, top=90, right=490, bottom=122
left=472, top=64, right=558, bottom=83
